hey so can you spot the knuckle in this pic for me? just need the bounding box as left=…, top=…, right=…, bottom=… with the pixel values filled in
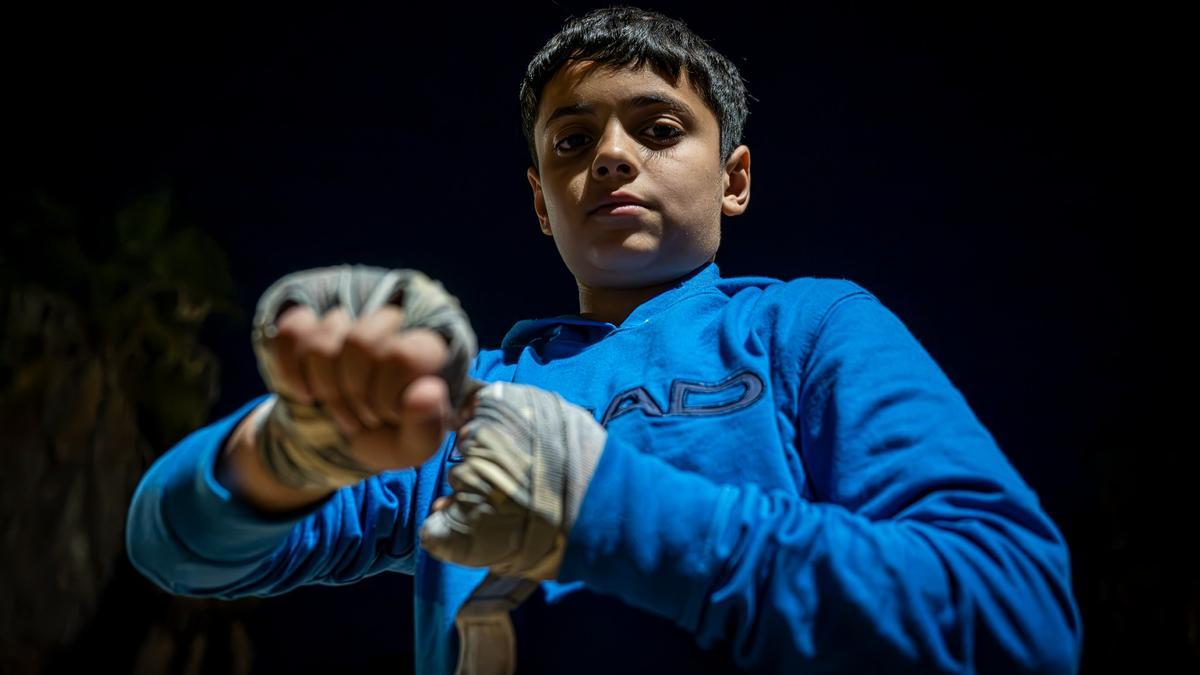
left=309, top=340, right=340, bottom=360
left=388, top=331, right=446, bottom=370
left=322, top=306, right=350, bottom=324
left=374, top=304, right=406, bottom=325
left=277, top=304, right=313, bottom=326
left=272, top=321, right=304, bottom=345
left=415, top=328, right=451, bottom=355
left=382, top=340, right=420, bottom=370
left=342, top=329, right=375, bottom=355
left=310, top=329, right=347, bottom=358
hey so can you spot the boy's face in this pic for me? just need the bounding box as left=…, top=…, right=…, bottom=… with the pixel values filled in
left=527, top=59, right=750, bottom=290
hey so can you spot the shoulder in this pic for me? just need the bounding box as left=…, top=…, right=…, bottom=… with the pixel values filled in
left=718, top=272, right=880, bottom=340
left=757, top=275, right=875, bottom=310
left=709, top=268, right=875, bottom=311
left=716, top=274, right=894, bottom=386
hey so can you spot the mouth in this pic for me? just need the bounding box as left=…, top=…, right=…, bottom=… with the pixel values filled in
left=588, top=191, right=651, bottom=215
left=590, top=203, right=650, bottom=217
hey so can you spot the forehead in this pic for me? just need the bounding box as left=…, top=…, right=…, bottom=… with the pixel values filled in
left=536, top=59, right=712, bottom=130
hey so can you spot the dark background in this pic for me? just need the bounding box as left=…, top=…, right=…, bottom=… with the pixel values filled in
left=2, top=2, right=1185, bottom=673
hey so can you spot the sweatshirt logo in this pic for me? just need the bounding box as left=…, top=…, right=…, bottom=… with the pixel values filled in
left=595, top=368, right=765, bottom=427
left=446, top=368, right=765, bottom=464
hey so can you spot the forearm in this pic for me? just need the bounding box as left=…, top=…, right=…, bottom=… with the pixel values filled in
left=126, top=394, right=439, bottom=598
left=557, top=435, right=1081, bottom=674
left=215, top=396, right=338, bottom=515
left=125, top=395, right=334, bottom=596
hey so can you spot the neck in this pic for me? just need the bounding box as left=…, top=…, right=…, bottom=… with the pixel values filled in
left=574, top=260, right=712, bottom=326
left=576, top=279, right=676, bottom=326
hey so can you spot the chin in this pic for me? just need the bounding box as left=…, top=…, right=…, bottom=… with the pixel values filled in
left=583, top=244, right=661, bottom=277
left=582, top=258, right=710, bottom=294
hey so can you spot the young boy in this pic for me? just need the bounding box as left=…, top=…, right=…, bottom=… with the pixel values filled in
left=125, top=6, right=1082, bottom=674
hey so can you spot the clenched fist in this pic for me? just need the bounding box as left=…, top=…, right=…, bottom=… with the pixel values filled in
left=419, top=381, right=608, bottom=580
left=250, top=265, right=484, bottom=489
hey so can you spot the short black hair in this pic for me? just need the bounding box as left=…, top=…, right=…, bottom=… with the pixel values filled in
left=519, top=5, right=752, bottom=174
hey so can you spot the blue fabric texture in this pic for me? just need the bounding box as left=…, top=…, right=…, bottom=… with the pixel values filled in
left=126, top=261, right=1082, bottom=673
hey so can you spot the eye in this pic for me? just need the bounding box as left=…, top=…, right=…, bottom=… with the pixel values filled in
left=554, top=122, right=685, bottom=154
left=646, top=123, right=685, bottom=142
left=555, top=132, right=589, bottom=153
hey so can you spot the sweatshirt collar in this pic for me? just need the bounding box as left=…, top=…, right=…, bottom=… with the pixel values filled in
left=500, top=261, right=721, bottom=349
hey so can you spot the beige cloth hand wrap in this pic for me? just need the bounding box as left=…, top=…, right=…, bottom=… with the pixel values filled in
left=249, top=264, right=482, bottom=490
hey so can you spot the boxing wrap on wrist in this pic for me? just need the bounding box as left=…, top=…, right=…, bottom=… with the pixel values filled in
left=419, top=381, right=607, bottom=580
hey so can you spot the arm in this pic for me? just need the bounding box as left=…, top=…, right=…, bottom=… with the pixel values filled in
left=214, top=397, right=339, bottom=514
left=125, top=263, right=479, bottom=599
left=125, top=393, right=446, bottom=599
left=556, top=289, right=1083, bottom=674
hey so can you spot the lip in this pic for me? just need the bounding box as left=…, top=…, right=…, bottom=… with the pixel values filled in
left=591, top=203, right=649, bottom=218
left=588, top=191, right=650, bottom=215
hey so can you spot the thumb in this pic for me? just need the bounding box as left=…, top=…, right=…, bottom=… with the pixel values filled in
left=419, top=495, right=480, bottom=564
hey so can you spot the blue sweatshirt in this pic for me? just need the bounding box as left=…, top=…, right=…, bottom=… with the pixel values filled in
left=125, top=261, right=1082, bottom=674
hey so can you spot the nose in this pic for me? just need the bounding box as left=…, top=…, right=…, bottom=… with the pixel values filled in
left=590, top=119, right=639, bottom=181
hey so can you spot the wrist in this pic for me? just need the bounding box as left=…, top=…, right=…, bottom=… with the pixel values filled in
left=217, top=398, right=339, bottom=514
left=255, top=395, right=374, bottom=491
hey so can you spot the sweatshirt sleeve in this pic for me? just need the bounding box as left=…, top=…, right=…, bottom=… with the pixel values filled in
left=125, top=393, right=447, bottom=599
left=557, top=287, right=1083, bottom=674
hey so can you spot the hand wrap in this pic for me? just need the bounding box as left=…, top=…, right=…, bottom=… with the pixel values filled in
left=419, top=381, right=607, bottom=580
left=249, top=264, right=482, bottom=489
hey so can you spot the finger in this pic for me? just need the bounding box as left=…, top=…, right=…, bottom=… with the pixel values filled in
left=392, top=375, right=452, bottom=464
left=269, top=305, right=319, bottom=404
left=369, top=328, right=449, bottom=426
left=432, top=496, right=451, bottom=512
left=419, top=491, right=493, bottom=565
left=420, top=508, right=470, bottom=563
left=345, top=375, right=450, bottom=471
left=420, top=491, right=521, bottom=568
left=343, top=425, right=401, bottom=474
left=300, top=307, right=361, bottom=434
left=449, top=446, right=523, bottom=504
left=338, top=305, right=406, bottom=430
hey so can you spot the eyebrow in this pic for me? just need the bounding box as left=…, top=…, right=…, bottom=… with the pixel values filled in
left=543, top=92, right=699, bottom=128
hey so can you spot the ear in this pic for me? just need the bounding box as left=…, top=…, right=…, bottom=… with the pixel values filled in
left=527, top=166, right=552, bottom=236
left=720, top=145, right=751, bottom=217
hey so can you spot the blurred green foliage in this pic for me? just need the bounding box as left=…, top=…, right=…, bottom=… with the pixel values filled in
left=0, top=187, right=241, bottom=449
left=0, top=187, right=244, bottom=672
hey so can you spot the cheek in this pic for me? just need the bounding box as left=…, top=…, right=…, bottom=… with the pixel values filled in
left=672, top=165, right=724, bottom=247
left=543, top=174, right=588, bottom=225
left=671, top=161, right=724, bottom=220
